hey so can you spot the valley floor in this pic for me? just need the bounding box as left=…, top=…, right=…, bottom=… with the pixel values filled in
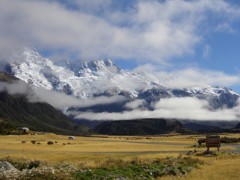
left=0, top=133, right=240, bottom=179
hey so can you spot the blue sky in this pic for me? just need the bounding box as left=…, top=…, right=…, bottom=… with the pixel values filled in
left=1, top=0, right=240, bottom=91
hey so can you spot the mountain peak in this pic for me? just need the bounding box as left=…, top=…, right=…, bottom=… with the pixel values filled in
left=2, top=48, right=240, bottom=109
left=77, top=59, right=121, bottom=76
left=81, top=59, right=118, bottom=69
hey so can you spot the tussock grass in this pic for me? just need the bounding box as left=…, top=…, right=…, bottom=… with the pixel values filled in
left=162, top=155, right=240, bottom=180
left=0, top=156, right=203, bottom=180
left=1, top=134, right=240, bottom=179
left=0, top=134, right=194, bottom=164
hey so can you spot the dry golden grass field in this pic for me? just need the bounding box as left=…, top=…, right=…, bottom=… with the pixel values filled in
left=1, top=133, right=240, bottom=179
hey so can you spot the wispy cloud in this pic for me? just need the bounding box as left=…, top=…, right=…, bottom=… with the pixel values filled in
left=134, top=65, right=240, bottom=89
left=0, top=81, right=33, bottom=95
left=0, top=81, right=126, bottom=110
left=215, top=22, right=236, bottom=34
left=125, top=99, right=146, bottom=110
left=202, top=44, right=212, bottom=58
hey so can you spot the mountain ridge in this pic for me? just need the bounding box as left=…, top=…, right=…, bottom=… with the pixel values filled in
left=2, top=48, right=240, bottom=121
left=91, top=118, right=190, bottom=135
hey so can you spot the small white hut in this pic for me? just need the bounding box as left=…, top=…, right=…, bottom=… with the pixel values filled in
left=21, top=127, right=29, bottom=133
left=68, top=136, right=75, bottom=140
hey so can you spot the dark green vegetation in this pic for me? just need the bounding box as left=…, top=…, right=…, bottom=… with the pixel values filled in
left=0, top=91, right=87, bottom=135
left=0, top=156, right=202, bottom=180
left=183, top=122, right=223, bottom=133
left=92, top=119, right=190, bottom=135
left=75, top=157, right=202, bottom=180
left=0, top=120, right=16, bottom=135
left=92, top=119, right=240, bottom=135
left=0, top=72, right=87, bottom=135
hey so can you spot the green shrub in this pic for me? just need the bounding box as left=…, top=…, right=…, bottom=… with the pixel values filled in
left=75, top=157, right=203, bottom=179
left=0, top=156, right=203, bottom=179
left=47, top=141, right=54, bottom=145
left=31, top=140, right=36, bottom=144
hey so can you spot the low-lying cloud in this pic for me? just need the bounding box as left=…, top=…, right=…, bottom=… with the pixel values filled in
left=0, top=81, right=33, bottom=95
left=125, top=99, right=146, bottom=110
left=0, top=81, right=126, bottom=110
left=1, top=81, right=240, bottom=121
left=75, top=97, right=240, bottom=121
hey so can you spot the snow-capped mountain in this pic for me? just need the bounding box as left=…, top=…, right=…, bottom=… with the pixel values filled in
left=3, top=48, right=240, bottom=111
left=6, top=48, right=162, bottom=99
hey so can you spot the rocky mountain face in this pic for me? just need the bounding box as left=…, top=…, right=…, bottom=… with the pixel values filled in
left=3, top=48, right=239, bottom=114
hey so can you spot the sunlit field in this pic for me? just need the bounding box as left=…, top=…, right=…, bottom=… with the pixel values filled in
left=1, top=133, right=240, bottom=179
left=0, top=133, right=238, bottom=163
left=0, top=134, right=193, bottom=164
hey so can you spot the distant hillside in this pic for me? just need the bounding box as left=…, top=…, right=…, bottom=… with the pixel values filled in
left=182, top=122, right=223, bottom=133
left=180, top=120, right=240, bottom=133
left=0, top=72, right=87, bottom=135
left=235, top=122, right=240, bottom=129
left=0, top=120, right=16, bottom=135
left=0, top=91, right=88, bottom=135
left=92, top=119, right=190, bottom=135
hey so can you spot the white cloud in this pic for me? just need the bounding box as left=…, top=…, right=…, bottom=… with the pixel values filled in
left=1, top=80, right=240, bottom=122
left=0, top=0, right=239, bottom=63
left=0, top=81, right=33, bottom=95
left=158, top=69, right=240, bottom=88
left=0, top=81, right=83, bottom=109
left=125, top=99, right=146, bottom=110
left=74, top=95, right=127, bottom=108
left=215, top=22, right=236, bottom=34
left=134, top=65, right=240, bottom=89
left=31, top=89, right=126, bottom=110
left=75, top=97, right=240, bottom=121
left=30, top=87, right=82, bottom=109
left=0, top=81, right=126, bottom=110
left=1, top=0, right=240, bottom=122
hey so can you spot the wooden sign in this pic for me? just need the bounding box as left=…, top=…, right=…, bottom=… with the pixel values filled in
left=206, top=135, right=221, bottom=151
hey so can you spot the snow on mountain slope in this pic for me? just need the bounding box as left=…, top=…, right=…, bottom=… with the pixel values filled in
left=3, top=48, right=240, bottom=110
left=6, top=48, right=159, bottom=99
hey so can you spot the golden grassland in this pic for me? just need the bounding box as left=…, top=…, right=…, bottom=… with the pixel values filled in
left=162, top=155, right=240, bottom=180
left=1, top=133, right=240, bottom=179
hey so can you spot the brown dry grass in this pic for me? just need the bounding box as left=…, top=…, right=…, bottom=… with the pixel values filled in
left=161, top=155, right=240, bottom=180
left=0, top=134, right=193, bottom=164
left=1, top=133, right=240, bottom=178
